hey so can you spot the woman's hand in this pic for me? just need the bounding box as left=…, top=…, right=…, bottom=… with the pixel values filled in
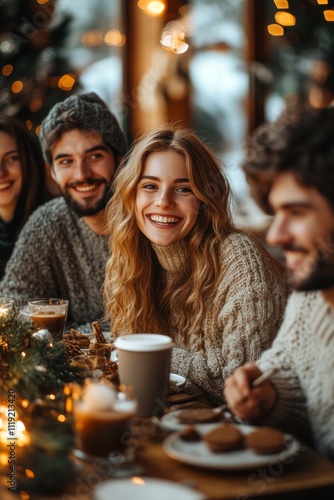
left=224, top=363, right=277, bottom=420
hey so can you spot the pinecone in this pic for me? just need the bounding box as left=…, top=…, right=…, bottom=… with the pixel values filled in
left=103, top=360, right=119, bottom=383
left=63, top=330, right=90, bottom=348
left=89, top=346, right=112, bottom=359
left=63, top=340, right=82, bottom=358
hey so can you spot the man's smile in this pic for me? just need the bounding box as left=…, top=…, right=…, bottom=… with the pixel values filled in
left=67, top=180, right=105, bottom=195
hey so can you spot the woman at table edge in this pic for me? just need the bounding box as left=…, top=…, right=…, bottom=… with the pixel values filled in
left=103, top=126, right=289, bottom=404
left=0, top=115, right=56, bottom=278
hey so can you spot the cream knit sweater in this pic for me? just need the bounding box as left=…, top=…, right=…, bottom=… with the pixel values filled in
left=256, top=290, right=334, bottom=461
left=152, top=233, right=288, bottom=404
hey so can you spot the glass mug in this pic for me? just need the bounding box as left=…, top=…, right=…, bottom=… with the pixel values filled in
left=29, top=298, right=68, bottom=340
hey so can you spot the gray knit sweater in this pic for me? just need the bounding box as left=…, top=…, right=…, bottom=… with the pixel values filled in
left=256, top=290, right=334, bottom=461
left=152, top=233, right=289, bottom=404
left=0, top=198, right=108, bottom=324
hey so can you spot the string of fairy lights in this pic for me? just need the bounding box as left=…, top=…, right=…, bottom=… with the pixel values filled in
left=268, top=0, right=334, bottom=36
left=1, top=0, right=334, bottom=133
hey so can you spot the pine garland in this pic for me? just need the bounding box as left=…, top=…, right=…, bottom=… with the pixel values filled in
left=0, top=307, right=86, bottom=493
left=0, top=308, right=84, bottom=406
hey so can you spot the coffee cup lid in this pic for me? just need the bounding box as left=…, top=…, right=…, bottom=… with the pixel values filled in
left=114, top=334, right=174, bottom=352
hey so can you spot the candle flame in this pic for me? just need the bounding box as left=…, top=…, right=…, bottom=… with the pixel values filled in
left=131, top=476, right=146, bottom=485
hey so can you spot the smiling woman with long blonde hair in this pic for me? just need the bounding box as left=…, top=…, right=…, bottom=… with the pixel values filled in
left=104, top=126, right=288, bottom=403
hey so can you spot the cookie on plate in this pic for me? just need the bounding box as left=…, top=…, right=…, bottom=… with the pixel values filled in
left=179, top=425, right=201, bottom=442
left=245, top=427, right=285, bottom=455
left=177, top=408, right=221, bottom=424
left=203, top=424, right=244, bottom=452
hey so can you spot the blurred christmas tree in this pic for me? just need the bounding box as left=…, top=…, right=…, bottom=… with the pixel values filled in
left=0, top=0, right=80, bottom=134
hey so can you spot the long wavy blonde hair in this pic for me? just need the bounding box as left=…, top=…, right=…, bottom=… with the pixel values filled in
left=104, top=127, right=239, bottom=336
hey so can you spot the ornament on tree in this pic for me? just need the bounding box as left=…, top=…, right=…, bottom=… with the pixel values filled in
left=32, top=328, right=53, bottom=343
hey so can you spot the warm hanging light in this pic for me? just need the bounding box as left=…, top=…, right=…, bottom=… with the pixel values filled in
left=2, top=64, right=13, bottom=76
left=58, top=74, right=76, bottom=91
left=160, top=30, right=189, bottom=54
left=317, top=0, right=328, bottom=5
left=267, top=24, right=284, bottom=36
left=275, top=11, right=296, bottom=26
left=138, top=1, right=166, bottom=16
left=11, top=81, right=23, bottom=93
left=80, top=31, right=103, bottom=47
left=104, top=30, right=126, bottom=47
left=30, top=99, right=43, bottom=112
left=274, top=0, right=289, bottom=8
left=323, top=9, right=334, bottom=21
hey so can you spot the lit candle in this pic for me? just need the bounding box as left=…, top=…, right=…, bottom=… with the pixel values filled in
left=0, top=405, right=30, bottom=471
left=0, top=297, right=14, bottom=320
left=0, top=405, right=30, bottom=445
left=63, top=383, right=80, bottom=415
left=0, top=412, right=8, bottom=467
left=16, top=421, right=30, bottom=447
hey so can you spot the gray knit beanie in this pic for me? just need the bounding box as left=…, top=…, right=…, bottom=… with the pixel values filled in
left=39, top=92, right=127, bottom=165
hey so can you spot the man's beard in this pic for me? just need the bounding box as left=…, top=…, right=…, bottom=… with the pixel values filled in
left=62, top=181, right=113, bottom=217
left=288, top=237, right=334, bottom=291
left=294, top=251, right=334, bottom=291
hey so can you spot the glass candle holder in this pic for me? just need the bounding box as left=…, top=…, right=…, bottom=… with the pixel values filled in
left=0, top=297, right=14, bottom=324
left=73, top=380, right=137, bottom=463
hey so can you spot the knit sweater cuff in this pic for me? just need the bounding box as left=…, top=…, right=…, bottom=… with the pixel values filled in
left=259, top=376, right=301, bottom=425
left=254, top=365, right=311, bottom=440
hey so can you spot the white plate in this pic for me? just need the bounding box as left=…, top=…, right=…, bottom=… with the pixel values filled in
left=163, top=423, right=300, bottom=470
left=93, top=477, right=206, bottom=500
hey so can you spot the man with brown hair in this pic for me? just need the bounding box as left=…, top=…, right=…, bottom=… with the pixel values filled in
left=0, top=92, right=127, bottom=324
left=225, top=106, right=334, bottom=461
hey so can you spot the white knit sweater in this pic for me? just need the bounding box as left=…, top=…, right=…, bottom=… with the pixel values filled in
left=256, top=290, right=334, bottom=461
left=152, top=233, right=288, bottom=404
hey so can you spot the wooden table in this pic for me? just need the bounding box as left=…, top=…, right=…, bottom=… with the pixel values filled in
left=137, top=437, right=334, bottom=500
left=3, top=424, right=333, bottom=500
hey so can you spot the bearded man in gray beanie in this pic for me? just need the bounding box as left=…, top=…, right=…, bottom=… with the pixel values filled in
left=0, top=92, right=127, bottom=325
